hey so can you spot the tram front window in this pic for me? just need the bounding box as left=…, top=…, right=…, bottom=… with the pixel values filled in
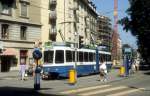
left=44, top=51, right=54, bottom=63
left=55, top=50, right=64, bottom=63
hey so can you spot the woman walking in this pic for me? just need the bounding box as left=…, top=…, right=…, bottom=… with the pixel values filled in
left=19, top=59, right=26, bottom=80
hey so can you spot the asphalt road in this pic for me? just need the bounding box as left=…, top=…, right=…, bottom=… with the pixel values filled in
left=0, top=70, right=150, bottom=96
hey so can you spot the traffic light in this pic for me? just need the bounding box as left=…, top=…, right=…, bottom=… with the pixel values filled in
left=79, top=36, right=84, bottom=48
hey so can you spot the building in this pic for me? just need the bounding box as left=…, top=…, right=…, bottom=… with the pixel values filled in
left=42, top=0, right=98, bottom=48
left=97, top=15, right=112, bottom=51
left=0, top=0, right=41, bottom=72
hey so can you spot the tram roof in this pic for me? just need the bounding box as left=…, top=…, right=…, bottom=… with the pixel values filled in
left=44, top=46, right=111, bottom=54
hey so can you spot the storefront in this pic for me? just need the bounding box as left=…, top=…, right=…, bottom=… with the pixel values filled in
left=0, top=48, right=17, bottom=72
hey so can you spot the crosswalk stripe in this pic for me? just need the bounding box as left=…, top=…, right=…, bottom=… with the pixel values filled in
left=60, top=85, right=111, bottom=94
left=106, top=88, right=145, bottom=96
left=79, top=86, right=128, bottom=96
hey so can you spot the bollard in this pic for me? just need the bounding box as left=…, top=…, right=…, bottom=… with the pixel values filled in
left=119, top=66, right=125, bottom=77
left=34, top=66, right=41, bottom=90
left=69, top=69, right=76, bottom=85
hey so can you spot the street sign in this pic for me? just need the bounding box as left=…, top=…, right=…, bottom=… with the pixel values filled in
left=33, top=48, right=42, bottom=60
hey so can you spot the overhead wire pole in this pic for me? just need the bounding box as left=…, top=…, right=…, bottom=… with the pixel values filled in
left=112, top=0, right=119, bottom=65
left=68, top=0, right=78, bottom=85
left=73, top=0, right=78, bottom=70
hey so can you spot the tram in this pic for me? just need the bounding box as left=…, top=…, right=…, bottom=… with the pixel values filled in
left=42, top=44, right=112, bottom=79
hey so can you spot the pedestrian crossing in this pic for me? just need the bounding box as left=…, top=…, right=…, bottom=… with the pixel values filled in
left=60, top=84, right=145, bottom=96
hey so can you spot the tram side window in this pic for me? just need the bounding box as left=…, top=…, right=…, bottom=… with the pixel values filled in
left=93, top=53, right=96, bottom=62
left=108, top=55, right=111, bottom=61
left=55, top=50, right=64, bottom=63
left=44, top=51, right=53, bottom=63
left=102, top=54, right=105, bottom=61
left=72, top=51, right=75, bottom=62
left=84, top=52, right=88, bottom=62
left=89, top=52, right=93, bottom=62
left=100, top=54, right=105, bottom=62
left=79, top=51, right=83, bottom=62
left=66, top=50, right=72, bottom=62
left=104, top=54, right=107, bottom=61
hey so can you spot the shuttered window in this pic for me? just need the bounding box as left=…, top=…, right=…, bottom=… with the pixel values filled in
left=1, top=24, right=9, bottom=39
left=20, top=2, right=27, bottom=17
left=20, top=26, right=27, bottom=40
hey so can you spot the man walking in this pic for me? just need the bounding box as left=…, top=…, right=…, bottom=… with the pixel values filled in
left=99, top=60, right=108, bottom=82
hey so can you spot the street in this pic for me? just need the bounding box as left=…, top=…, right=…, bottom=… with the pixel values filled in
left=0, top=69, right=150, bottom=96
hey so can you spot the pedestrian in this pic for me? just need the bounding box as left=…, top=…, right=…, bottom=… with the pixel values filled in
left=19, top=59, right=26, bottom=80
left=99, top=60, right=108, bottom=82
left=135, top=59, right=140, bottom=71
left=131, top=60, right=136, bottom=73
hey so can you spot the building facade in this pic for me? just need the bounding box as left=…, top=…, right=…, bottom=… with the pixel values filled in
left=41, top=0, right=98, bottom=48
left=0, top=0, right=41, bottom=72
left=97, top=15, right=112, bottom=51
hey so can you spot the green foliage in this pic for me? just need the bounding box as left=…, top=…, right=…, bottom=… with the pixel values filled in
left=119, top=0, right=150, bottom=64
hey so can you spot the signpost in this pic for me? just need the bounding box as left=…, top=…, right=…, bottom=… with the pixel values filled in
left=124, top=48, right=132, bottom=76
left=33, top=48, right=42, bottom=90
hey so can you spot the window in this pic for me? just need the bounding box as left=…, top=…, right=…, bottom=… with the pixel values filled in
left=100, top=54, right=105, bottom=62
left=0, top=1, right=12, bottom=15
left=84, top=52, right=88, bottom=62
left=107, top=55, right=111, bottom=61
left=66, top=50, right=72, bottom=62
left=89, top=52, right=93, bottom=62
left=20, top=2, right=28, bottom=17
left=1, top=24, right=9, bottom=39
left=93, top=53, right=96, bottom=61
left=72, top=51, right=75, bottom=62
left=55, top=50, right=64, bottom=63
left=44, top=51, right=54, bottom=63
left=79, top=51, right=83, bottom=62
left=20, top=26, right=27, bottom=40
left=1, top=4, right=11, bottom=15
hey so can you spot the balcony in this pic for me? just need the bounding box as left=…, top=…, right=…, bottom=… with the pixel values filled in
left=49, top=11, right=57, bottom=20
left=49, top=0, right=57, bottom=5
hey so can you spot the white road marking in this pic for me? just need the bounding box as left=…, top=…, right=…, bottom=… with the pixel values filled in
left=107, top=88, right=145, bottom=96
left=79, top=86, right=128, bottom=96
left=60, top=85, right=111, bottom=94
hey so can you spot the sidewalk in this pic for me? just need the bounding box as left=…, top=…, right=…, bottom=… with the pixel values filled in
left=0, top=70, right=19, bottom=79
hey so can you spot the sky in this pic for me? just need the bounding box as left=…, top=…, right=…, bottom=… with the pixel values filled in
left=92, top=0, right=137, bottom=48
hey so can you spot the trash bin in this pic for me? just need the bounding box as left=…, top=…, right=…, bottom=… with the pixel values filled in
left=69, top=69, right=76, bottom=85
left=119, top=66, right=125, bottom=76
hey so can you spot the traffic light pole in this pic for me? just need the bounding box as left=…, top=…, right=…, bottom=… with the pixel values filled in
left=33, top=48, right=42, bottom=90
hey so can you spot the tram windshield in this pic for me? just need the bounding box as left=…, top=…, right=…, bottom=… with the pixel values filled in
left=55, top=50, right=64, bottom=63
left=44, top=51, right=54, bottom=63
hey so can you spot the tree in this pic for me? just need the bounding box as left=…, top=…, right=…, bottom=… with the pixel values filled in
left=119, top=0, right=150, bottom=64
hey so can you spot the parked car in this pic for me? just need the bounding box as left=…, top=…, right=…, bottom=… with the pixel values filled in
left=139, top=59, right=150, bottom=70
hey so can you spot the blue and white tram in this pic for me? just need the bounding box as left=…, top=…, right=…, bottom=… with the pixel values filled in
left=42, top=46, right=112, bottom=79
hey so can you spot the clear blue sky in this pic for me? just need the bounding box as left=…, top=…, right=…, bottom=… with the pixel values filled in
left=92, top=0, right=137, bottom=48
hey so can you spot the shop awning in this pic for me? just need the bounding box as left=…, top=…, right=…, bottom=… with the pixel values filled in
left=0, top=48, right=17, bottom=56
